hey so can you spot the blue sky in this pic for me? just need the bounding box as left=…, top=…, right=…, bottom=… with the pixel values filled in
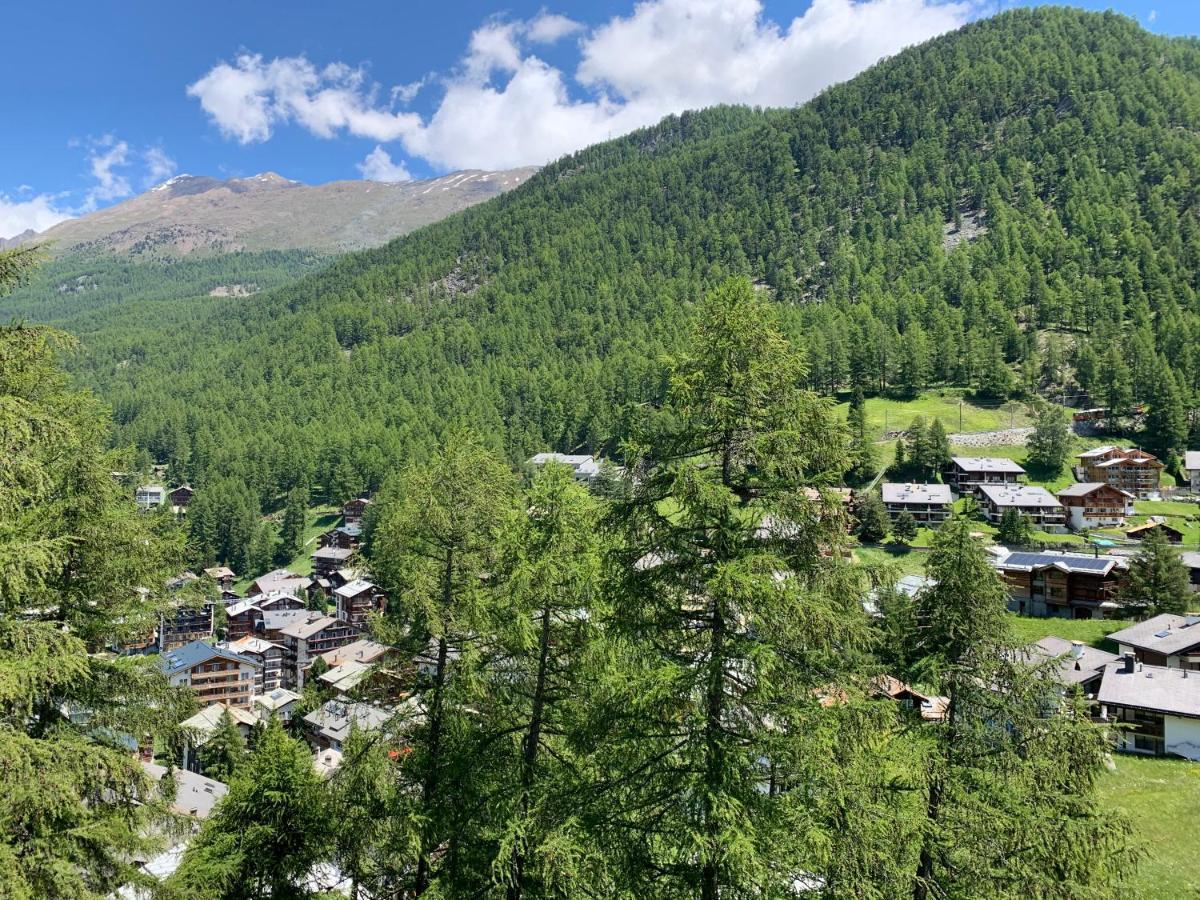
left=0, top=0, right=1193, bottom=238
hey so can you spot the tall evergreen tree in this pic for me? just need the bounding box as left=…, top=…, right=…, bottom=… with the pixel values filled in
left=598, top=278, right=873, bottom=897
left=1143, top=358, right=1187, bottom=458
left=200, top=707, right=247, bottom=784
left=277, top=485, right=309, bottom=565
left=855, top=491, right=891, bottom=543
left=1026, top=403, right=1071, bottom=476
left=892, top=508, right=919, bottom=544
left=1117, top=526, right=1190, bottom=618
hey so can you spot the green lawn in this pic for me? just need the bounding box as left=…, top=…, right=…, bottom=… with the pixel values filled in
left=854, top=544, right=930, bottom=577
left=1006, top=614, right=1132, bottom=652
left=1134, top=499, right=1199, bottom=518
left=836, top=389, right=1032, bottom=439
left=1099, top=755, right=1200, bottom=899
left=232, top=505, right=342, bottom=592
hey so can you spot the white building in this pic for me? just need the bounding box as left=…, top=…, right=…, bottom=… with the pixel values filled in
left=880, top=483, right=953, bottom=525
left=527, top=452, right=603, bottom=483
left=1184, top=451, right=1200, bottom=492
left=977, top=484, right=1066, bottom=529
left=135, top=484, right=166, bottom=508
left=1098, top=657, right=1200, bottom=760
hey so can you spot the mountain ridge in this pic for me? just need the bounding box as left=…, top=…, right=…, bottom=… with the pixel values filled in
left=11, top=167, right=537, bottom=256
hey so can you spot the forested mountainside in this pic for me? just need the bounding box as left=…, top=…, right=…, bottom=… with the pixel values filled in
left=6, top=7, right=1200, bottom=510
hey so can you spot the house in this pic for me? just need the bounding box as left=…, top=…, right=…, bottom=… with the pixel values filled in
left=1056, top=483, right=1134, bottom=531
left=342, top=497, right=371, bottom=526
left=168, top=485, right=195, bottom=509
left=135, top=484, right=165, bottom=508
left=1125, top=519, right=1185, bottom=543
left=223, top=636, right=285, bottom=693
left=278, top=616, right=361, bottom=688
left=1183, top=451, right=1200, bottom=492
left=254, top=687, right=303, bottom=723
left=946, top=456, right=1025, bottom=493
left=333, top=579, right=387, bottom=629
left=527, top=452, right=603, bottom=484
left=311, top=546, right=356, bottom=579
left=880, top=483, right=952, bottom=526
left=1181, top=553, right=1200, bottom=592
left=1024, top=636, right=1118, bottom=694
left=158, top=601, right=215, bottom=652
left=142, top=762, right=227, bottom=819
left=1076, top=446, right=1163, bottom=499
left=863, top=574, right=934, bottom=617
left=223, top=592, right=304, bottom=642
left=160, top=641, right=261, bottom=709
left=319, top=638, right=393, bottom=669
left=1097, top=656, right=1200, bottom=759
left=176, top=702, right=258, bottom=772
left=260, top=608, right=326, bottom=643
left=869, top=675, right=947, bottom=722
left=318, top=524, right=362, bottom=550
left=246, top=568, right=308, bottom=598
left=993, top=550, right=1129, bottom=619
left=1107, top=614, right=1200, bottom=670
left=202, top=566, right=236, bottom=591
left=303, top=698, right=393, bottom=752
left=977, top=484, right=1066, bottom=529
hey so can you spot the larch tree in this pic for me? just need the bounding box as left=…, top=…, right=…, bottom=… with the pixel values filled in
left=1118, top=526, right=1190, bottom=618
left=596, top=278, right=878, bottom=897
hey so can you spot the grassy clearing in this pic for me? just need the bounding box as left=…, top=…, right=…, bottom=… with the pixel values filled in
left=836, top=390, right=1031, bottom=439
left=281, top=506, right=341, bottom=577
left=853, top=544, right=929, bottom=577
left=1005, top=614, right=1132, bottom=651
left=1134, top=499, right=1199, bottom=518
left=1099, top=754, right=1200, bottom=899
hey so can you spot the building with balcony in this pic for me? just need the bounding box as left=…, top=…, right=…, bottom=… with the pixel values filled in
left=1098, top=656, right=1200, bottom=760
left=946, top=456, right=1026, bottom=493
left=977, top=484, right=1066, bottom=529
left=880, top=483, right=952, bottom=526
left=1076, top=446, right=1163, bottom=499
left=1056, top=482, right=1135, bottom=531
left=160, top=641, right=260, bottom=709
left=993, top=550, right=1129, bottom=619
left=1107, top=614, right=1200, bottom=670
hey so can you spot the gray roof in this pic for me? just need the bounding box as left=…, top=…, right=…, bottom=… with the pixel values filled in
left=994, top=551, right=1127, bottom=576
left=1180, top=552, right=1200, bottom=571
left=1027, top=637, right=1118, bottom=687
left=142, top=762, right=227, bottom=819
left=261, top=609, right=323, bottom=631
left=977, top=483, right=1062, bottom=509
left=951, top=456, right=1025, bottom=474
left=333, top=578, right=376, bottom=599
left=1098, top=662, right=1200, bottom=718
left=160, top=640, right=256, bottom=674
left=1184, top=451, right=1200, bottom=472
left=303, top=699, right=393, bottom=744
left=881, top=483, right=952, bottom=505
left=1056, top=481, right=1132, bottom=498
left=1107, top=614, right=1200, bottom=656
left=312, top=546, right=355, bottom=561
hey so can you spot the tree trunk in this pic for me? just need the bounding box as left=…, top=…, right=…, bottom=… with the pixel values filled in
left=700, top=597, right=726, bottom=900
left=507, top=602, right=554, bottom=900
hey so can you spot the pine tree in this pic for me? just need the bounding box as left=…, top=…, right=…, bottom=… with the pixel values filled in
left=996, top=507, right=1034, bottom=546
left=598, top=278, right=874, bottom=897
left=847, top=390, right=877, bottom=484
left=1118, top=526, right=1190, bottom=618
left=855, top=491, right=891, bottom=543
left=1099, top=346, right=1133, bottom=431
left=368, top=433, right=516, bottom=893
left=924, top=418, right=952, bottom=477
left=892, top=508, right=919, bottom=544
left=170, top=717, right=329, bottom=898
left=892, top=436, right=908, bottom=476
left=975, top=340, right=1015, bottom=400
left=1143, top=358, right=1187, bottom=458
left=906, top=416, right=928, bottom=476
left=276, top=485, right=308, bottom=565
left=246, top=520, right=276, bottom=577
left=1026, top=403, right=1070, bottom=476
left=201, top=707, right=247, bottom=784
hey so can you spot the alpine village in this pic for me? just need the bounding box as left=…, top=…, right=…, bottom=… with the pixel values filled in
left=5, top=5, right=1200, bottom=899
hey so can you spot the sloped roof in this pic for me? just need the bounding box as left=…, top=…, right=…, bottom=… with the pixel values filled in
left=978, top=484, right=1062, bottom=509
left=333, top=578, right=376, bottom=599
left=142, top=762, right=227, bottom=819
left=1057, top=481, right=1132, bottom=498
left=160, top=640, right=256, bottom=674
left=1027, top=636, right=1118, bottom=687
left=951, top=456, right=1025, bottom=474
left=179, top=702, right=258, bottom=736
left=1098, top=662, right=1200, bottom=718
left=1107, top=614, right=1200, bottom=656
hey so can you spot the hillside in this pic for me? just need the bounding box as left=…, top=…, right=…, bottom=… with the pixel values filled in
left=14, top=167, right=536, bottom=256
left=4, top=8, right=1200, bottom=508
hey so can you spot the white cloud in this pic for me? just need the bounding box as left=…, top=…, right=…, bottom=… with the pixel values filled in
left=527, top=11, right=584, bottom=44
left=1148, top=9, right=1157, bottom=23
left=0, top=193, right=73, bottom=239
left=84, top=135, right=133, bottom=209
left=189, top=0, right=975, bottom=171
left=143, top=146, right=178, bottom=187
left=357, top=145, right=412, bottom=182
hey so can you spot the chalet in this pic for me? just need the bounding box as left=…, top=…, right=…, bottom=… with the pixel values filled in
left=333, top=579, right=387, bottom=628
left=303, top=698, right=392, bottom=752
left=224, top=591, right=306, bottom=641
left=1056, top=483, right=1134, bottom=531
left=1107, top=614, right=1200, bottom=670
left=161, top=641, right=260, bottom=709
left=869, top=675, right=947, bottom=722
left=1024, top=636, right=1118, bottom=695
left=977, top=484, right=1066, bottom=529
left=1098, top=656, right=1200, bottom=760
left=311, top=545, right=356, bottom=578
left=993, top=550, right=1129, bottom=619
left=1076, top=446, right=1163, bottom=499
left=142, top=761, right=227, bottom=819
left=177, top=702, right=258, bottom=772
left=527, top=452, right=603, bottom=484
left=259, top=608, right=326, bottom=643
left=158, top=600, right=215, bottom=652
left=1125, top=519, right=1185, bottom=543
left=223, top=636, right=285, bottom=693
left=135, top=484, right=165, bottom=508
left=1181, top=553, right=1200, bottom=592
left=278, top=616, right=361, bottom=688
left=342, top=497, right=371, bottom=526
left=319, top=638, right=392, bottom=669
left=254, top=687, right=303, bottom=724
left=946, top=456, right=1025, bottom=493
left=202, top=566, right=236, bottom=591
left=1184, top=451, right=1200, bottom=492
left=318, top=523, right=362, bottom=550
left=168, top=485, right=195, bottom=509
left=246, top=568, right=308, bottom=598
left=880, top=483, right=952, bottom=526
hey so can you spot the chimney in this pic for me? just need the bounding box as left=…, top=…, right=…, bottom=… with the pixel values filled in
left=1070, top=640, right=1085, bottom=660
left=1123, top=653, right=1136, bottom=674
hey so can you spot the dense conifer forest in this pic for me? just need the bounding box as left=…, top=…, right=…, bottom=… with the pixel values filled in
left=5, top=9, right=1200, bottom=512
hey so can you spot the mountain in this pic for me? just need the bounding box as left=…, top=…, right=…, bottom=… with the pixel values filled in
left=5, top=8, right=1200, bottom=505
left=16, top=167, right=537, bottom=256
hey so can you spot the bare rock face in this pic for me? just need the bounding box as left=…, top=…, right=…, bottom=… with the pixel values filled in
left=13, top=168, right=538, bottom=257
